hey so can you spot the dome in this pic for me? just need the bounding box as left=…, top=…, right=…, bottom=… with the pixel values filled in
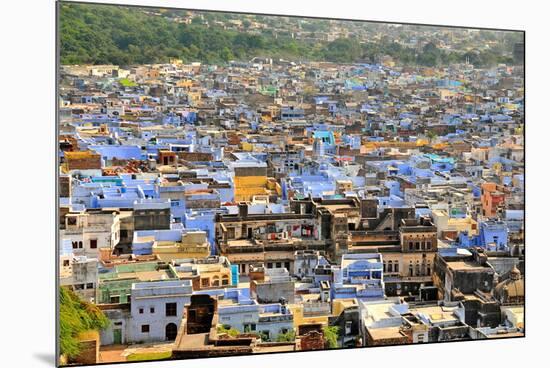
left=494, top=266, right=524, bottom=304
left=510, top=265, right=521, bottom=280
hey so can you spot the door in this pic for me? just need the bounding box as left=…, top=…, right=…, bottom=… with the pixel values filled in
left=166, top=323, right=178, bottom=340
left=113, top=329, right=122, bottom=345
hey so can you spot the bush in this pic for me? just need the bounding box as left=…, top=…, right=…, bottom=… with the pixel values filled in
left=276, top=330, right=296, bottom=342
left=217, top=324, right=240, bottom=337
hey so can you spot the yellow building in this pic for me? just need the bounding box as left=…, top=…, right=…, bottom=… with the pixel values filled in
left=241, top=142, right=254, bottom=152
left=432, top=209, right=478, bottom=238
left=233, top=163, right=269, bottom=202
left=150, top=231, right=211, bottom=262
left=332, top=298, right=358, bottom=317
left=289, top=296, right=332, bottom=328
left=172, top=256, right=234, bottom=289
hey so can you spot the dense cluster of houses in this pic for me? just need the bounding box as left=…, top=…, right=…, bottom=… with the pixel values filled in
left=58, top=56, right=524, bottom=363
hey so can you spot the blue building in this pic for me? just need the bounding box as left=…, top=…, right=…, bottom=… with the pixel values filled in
left=458, top=220, right=509, bottom=251
left=332, top=253, right=385, bottom=300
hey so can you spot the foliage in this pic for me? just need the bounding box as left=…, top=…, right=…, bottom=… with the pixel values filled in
left=217, top=324, right=240, bottom=337
left=275, top=330, right=296, bottom=342
left=60, top=3, right=520, bottom=68
left=259, top=331, right=270, bottom=342
left=322, top=326, right=340, bottom=349
left=59, top=286, right=110, bottom=359
left=126, top=351, right=172, bottom=361
left=118, top=78, right=137, bottom=87
left=426, top=130, right=438, bottom=141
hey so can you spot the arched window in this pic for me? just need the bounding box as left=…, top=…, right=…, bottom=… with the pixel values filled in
left=383, top=262, right=387, bottom=272
left=394, top=262, right=399, bottom=273
left=409, top=262, right=413, bottom=276
left=415, top=262, right=420, bottom=276
left=388, top=261, right=393, bottom=273
left=427, top=263, right=431, bottom=276
left=222, top=275, right=230, bottom=286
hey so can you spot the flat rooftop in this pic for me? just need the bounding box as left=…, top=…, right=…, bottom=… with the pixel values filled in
left=368, top=326, right=406, bottom=340
left=447, top=261, right=491, bottom=272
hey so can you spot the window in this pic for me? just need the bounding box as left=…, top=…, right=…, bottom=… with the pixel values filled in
left=63, top=260, right=70, bottom=267
left=72, top=241, right=78, bottom=249
left=212, top=276, right=220, bottom=287
left=276, top=262, right=281, bottom=268
left=426, top=241, right=432, bottom=250
left=90, top=239, right=97, bottom=249
left=415, top=242, right=420, bottom=250
left=201, top=278, right=210, bottom=288
left=141, top=325, right=150, bottom=333
left=388, top=261, right=393, bottom=273
left=394, top=262, right=399, bottom=273
left=267, top=262, right=273, bottom=269
left=227, top=227, right=235, bottom=239
left=345, top=321, right=353, bottom=335
left=74, top=284, right=84, bottom=290
left=222, top=276, right=230, bottom=286
left=166, top=302, right=177, bottom=317
left=110, top=296, right=120, bottom=304
left=244, top=323, right=256, bottom=332
left=86, top=283, right=94, bottom=289
left=139, top=308, right=144, bottom=314
left=150, top=307, right=155, bottom=314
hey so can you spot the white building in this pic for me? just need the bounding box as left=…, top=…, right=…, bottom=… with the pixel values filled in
left=59, top=251, right=99, bottom=303
left=218, top=301, right=294, bottom=341
left=129, top=280, right=193, bottom=343
left=61, top=210, right=121, bottom=258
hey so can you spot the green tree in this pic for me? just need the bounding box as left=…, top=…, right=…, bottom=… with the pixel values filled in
left=59, top=287, right=110, bottom=359
left=322, top=37, right=362, bottom=63
left=322, top=326, right=340, bottom=349
left=426, top=130, right=438, bottom=142
left=59, top=3, right=518, bottom=68
left=276, top=330, right=296, bottom=342
left=217, top=324, right=240, bottom=337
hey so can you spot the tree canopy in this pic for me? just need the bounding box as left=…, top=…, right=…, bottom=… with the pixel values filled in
left=323, top=326, right=340, bottom=349
left=60, top=3, right=519, bottom=68
left=59, top=286, right=110, bottom=359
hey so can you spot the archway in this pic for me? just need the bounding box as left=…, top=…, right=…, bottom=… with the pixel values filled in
left=165, top=323, right=178, bottom=340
